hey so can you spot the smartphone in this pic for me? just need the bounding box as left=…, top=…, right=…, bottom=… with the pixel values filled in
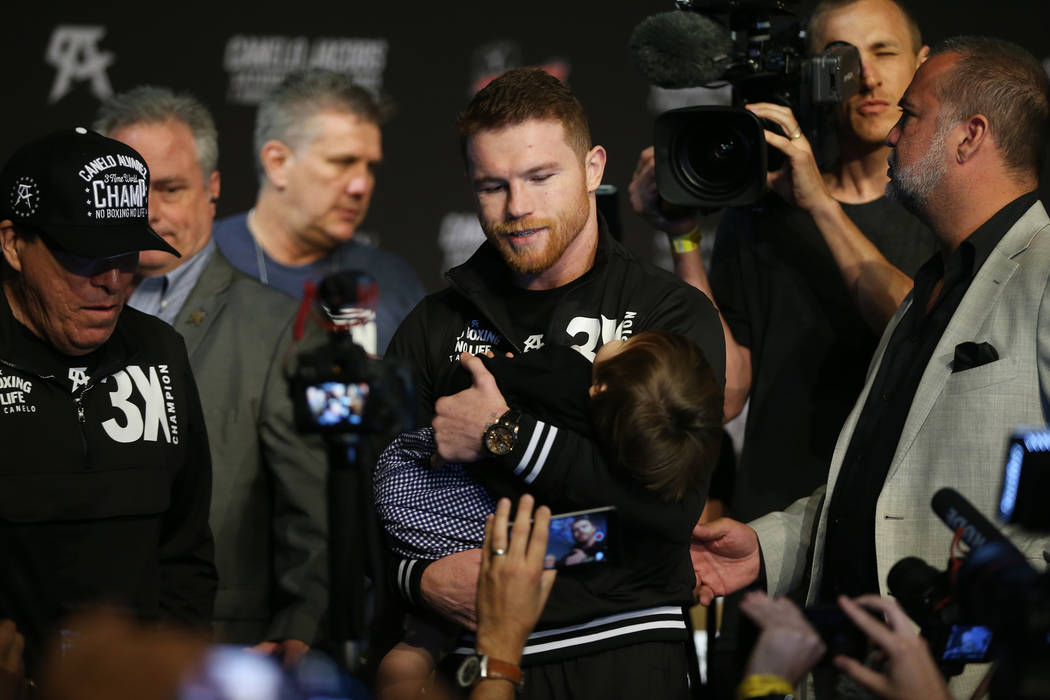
left=802, top=604, right=873, bottom=662
left=540, top=506, right=617, bottom=570
left=941, top=624, right=994, bottom=662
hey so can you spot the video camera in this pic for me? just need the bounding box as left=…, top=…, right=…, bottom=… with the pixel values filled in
left=288, top=270, right=416, bottom=672
left=889, top=428, right=1050, bottom=699
left=630, top=0, right=861, bottom=208
left=291, top=271, right=414, bottom=437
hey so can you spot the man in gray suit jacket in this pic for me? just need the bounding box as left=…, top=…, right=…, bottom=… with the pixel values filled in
left=95, top=88, right=328, bottom=665
left=691, top=37, right=1050, bottom=697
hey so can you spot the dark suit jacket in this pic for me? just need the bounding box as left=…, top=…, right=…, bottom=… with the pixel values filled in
left=175, top=250, right=328, bottom=644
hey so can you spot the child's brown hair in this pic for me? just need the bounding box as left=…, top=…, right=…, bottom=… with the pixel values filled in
left=589, top=330, right=723, bottom=502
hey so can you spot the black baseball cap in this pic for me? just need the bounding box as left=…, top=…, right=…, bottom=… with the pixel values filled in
left=0, top=127, right=179, bottom=259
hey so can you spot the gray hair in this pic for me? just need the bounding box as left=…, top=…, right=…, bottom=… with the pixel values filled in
left=254, top=68, right=388, bottom=165
left=94, top=86, right=219, bottom=179
left=930, top=36, right=1050, bottom=177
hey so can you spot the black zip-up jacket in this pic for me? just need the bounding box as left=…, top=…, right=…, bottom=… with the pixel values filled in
left=0, top=291, right=216, bottom=672
left=386, top=228, right=725, bottom=662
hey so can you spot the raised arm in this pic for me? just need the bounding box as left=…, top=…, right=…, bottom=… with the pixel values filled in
left=744, top=103, right=914, bottom=334
left=629, top=146, right=751, bottom=420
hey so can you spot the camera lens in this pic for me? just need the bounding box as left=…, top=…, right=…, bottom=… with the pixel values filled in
left=675, top=120, right=754, bottom=198
left=653, top=106, right=769, bottom=207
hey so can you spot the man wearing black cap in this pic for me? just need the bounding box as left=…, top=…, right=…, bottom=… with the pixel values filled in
left=0, top=127, right=217, bottom=674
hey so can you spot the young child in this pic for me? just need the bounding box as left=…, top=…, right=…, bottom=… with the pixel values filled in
left=373, top=330, right=723, bottom=697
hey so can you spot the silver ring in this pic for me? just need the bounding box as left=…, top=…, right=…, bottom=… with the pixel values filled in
left=790, top=129, right=802, bottom=140
left=492, top=548, right=507, bottom=557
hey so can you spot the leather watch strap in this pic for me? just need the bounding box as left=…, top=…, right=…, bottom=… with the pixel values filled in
left=482, top=656, right=522, bottom=686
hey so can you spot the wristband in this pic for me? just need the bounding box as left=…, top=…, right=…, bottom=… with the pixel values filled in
left=737, top=674, right=794, bottom=700
left=668, top=226, right=703, bottom=254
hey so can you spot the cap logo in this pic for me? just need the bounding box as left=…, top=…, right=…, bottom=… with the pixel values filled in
left=10, top=176, right=40, bottom=217
left=77, top=153, right=147, bottom=221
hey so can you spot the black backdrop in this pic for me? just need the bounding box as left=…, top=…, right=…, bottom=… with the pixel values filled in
left=5, top=1, right=1049, bottom=291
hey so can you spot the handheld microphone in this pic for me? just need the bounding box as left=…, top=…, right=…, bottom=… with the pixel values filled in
left=931, top=487, right=1021, bottom=557
left=629, top=11, right=733, bottom=89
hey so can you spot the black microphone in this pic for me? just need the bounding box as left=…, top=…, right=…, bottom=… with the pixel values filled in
left=931, top=487, right=1021, bottom=556
left=629, top=11, right=733, bottom=89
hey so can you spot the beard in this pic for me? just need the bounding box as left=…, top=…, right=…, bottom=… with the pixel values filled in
left=482, top=196, right=590, bottom=276
left=886, top=119, right=952, bottom=214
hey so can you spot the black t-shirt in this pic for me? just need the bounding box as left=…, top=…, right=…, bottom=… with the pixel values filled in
left=711, top=194, right=935, bottom=522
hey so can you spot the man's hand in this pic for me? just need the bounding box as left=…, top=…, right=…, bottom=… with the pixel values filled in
left=833, top=595, right=952, bottom=700
left=745, top=103, right=836, bottom=216
left=745, top=102, right=913, bottom=333
left=690, top=517, right=761, bottom=605
left=0, top=620, right=24, bottom=700
left=628, top=146, right=699, bottom=236
left=421, top=548, right=484, bottom=629
left=432, top=353, right=510, bottom=463
left=475, top=495, right=557, bottom=663
left=740, top=591, right=826, bottom=686
left=248, top=639, right=310, bottom=668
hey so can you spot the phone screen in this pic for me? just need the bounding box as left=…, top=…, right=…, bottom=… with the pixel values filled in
left=304, top=381, right=369, bottom=427
left=941, top=624, right=994, bottom=662
left=541, top=507, right=616, bottom=570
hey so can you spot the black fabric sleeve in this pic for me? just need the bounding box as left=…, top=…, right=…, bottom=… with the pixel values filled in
left=482, top=346, right=594, bottom=436
left=485, top=414, right=703, bottom=541
left=386, top=297, right=440, bottom=424
left=260, top=319, right=329, bottom=644
left=474, top=279, right=723, bottom=536
left=642, top=281, right=726, bottom=388
left=159, top=351, right=218, bottom=627
left=390, top=556, right=432, bottom=610
left=710, top=207, right=755, bottom=350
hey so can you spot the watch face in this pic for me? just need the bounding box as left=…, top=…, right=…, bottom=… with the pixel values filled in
left=456, top=655, right=481, bottom=688
left=484, top=424, right=515, bottom=456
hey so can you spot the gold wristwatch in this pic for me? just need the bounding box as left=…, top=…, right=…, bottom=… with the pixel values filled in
left=483, top=409, right=521, bottom=457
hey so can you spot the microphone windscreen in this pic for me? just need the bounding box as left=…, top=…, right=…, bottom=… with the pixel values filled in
left=318, top=271, right=378, bottom=318
left=629, top=11, right=733, bottom=89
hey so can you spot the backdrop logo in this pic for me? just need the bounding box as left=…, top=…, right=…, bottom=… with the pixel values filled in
left=45, top=26, right=114, bottom=104
left=437, top=212, right=485, bottom=273
left=223, top=35, right=388, bottom=104
left=468, top=40, right=569, bottom=95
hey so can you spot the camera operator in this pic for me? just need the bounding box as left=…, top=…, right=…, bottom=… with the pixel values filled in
left=691, top=34, right=1050, bottom=700
left=738, top=592, right=952, bottom=700
left=630, top=0, right=935, bottom=524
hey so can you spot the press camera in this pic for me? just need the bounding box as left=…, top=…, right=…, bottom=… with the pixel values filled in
left=890, top=428, right=1050, bottom=699
left=631, top=0, right=860, bottom=207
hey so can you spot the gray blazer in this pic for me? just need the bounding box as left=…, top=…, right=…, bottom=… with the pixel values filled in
left=175, top=251, right=328, bottom=644
left=753, top=201, right=1050, bottom=695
